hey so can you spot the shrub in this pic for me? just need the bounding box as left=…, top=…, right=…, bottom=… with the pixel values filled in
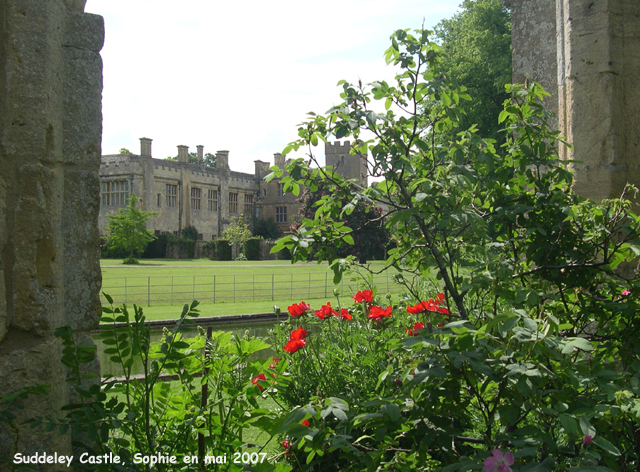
left=244, top=237, right=261, bottom=261
left=269, top=28, right=640, bottom=471
left=215, top=239, right=232, bottom=261
left=40, top=298, right=284, bottom=472
left=142, top=231, right=171, bottom=258
left=202, top=240, right=216, bottom=260
left=181, top=225, right=198, bottom=241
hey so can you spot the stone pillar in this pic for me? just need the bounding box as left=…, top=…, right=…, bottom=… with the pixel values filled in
left=140, top=137, right=152, bottom=157
left=197, top=145, right=204, bottom=164
left=0, top=0, right=103, bottom=468
left=557, top=0, right=640, bottom=201
left=177, top=145, right=189, bottom=163
left=509, top=0, right=640, bottom=202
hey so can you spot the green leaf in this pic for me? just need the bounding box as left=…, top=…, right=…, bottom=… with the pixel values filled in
left=592, top=436, right=621, bottom=456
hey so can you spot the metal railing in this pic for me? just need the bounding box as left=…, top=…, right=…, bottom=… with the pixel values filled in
left=101, top=271, right=402, bottom=306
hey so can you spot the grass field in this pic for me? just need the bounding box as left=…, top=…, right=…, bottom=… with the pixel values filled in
left=100, top=259, right=408, bottom=320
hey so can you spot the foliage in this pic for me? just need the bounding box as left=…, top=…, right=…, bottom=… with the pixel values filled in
left=119, top=148, right=132, bottom=155
left=181, top=225, right=199, bottom=241
left=268, top=27, right=640, bottom=470
left=253, top=217, right=282, bottom=240
left=1, top=385, right=50, bottom=472
left=215, top=239, right=232, bottom=261
left=293, top=186, right=389, bottom=263
left=223, top=217, right=253, bottom=255
left=142, top=231, right=172, bottom=259
left=36, top=296, right=286, bottom=472
left=244, top=237, right=262, bottom=261
left=431, top=0, right=512, bottom=144
left=202, top=240, right=216, bottom=260
left=105, top=193, right=157, bottom=264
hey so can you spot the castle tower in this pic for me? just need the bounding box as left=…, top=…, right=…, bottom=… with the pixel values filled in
left=325, top=140, right=368, bottom=187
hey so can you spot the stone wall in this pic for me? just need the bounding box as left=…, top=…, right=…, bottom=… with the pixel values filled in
left=0, top=0, right=103, bottom=469
left=509, top=0, right=640, bottom=202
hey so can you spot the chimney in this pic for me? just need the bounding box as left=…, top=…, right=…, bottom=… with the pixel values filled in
left=140, top=137, right=152, bottom=157
left=274, top=153, right=285, bottom=168
left=177, top=145, right=189, bottom=163
left=216, top=150, right=229, bottom=169
left=197, top=145, right=204, bottom=164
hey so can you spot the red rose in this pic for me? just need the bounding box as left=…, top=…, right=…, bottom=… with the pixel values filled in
left=284, top=327, right=308, bottom=353
left=406, top=321, right=424, bottom=336
left=336, top=308, right=352, bottom=320
left=282, top=440, right=292, bottom=456
left=251, top=373, right=267, bottom=391
left=284, top=339, right=305, bottom=353
left=301, top=419, right=310, bottom=427
left=287, top=301, right=310, bottom=317
left=314, top=302, right=337, bottom=320
left=368, top=305, right=393, bottom=321
left=353, top=290, right=373, bottom=303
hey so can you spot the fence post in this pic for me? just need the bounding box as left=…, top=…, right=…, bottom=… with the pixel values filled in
left=213, top=275, right=216, bottom=303
left=253, top=274, right=255, bottom=302
left=290, top=273, right=293, bottom=298
left=148, top=277, right=150, bottom=306
left=193, top=275, right=195, bottom=301
left=308, top=273, right=311, bottom=298
left=271, top=273, right=274, bottom=301
left=386, top=271, right=389, bottom=292
left=324, top=273, right=328, bottom=298
left=234, top=275, right=236, bottom=303
left=341, top=276, right=344, bottom=295
left=124, top=277, right=127, bottom=303
left=171, top=276, right=173, bottom=305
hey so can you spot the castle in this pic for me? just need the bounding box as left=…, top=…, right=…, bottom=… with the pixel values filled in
left=98, top=138, right=368, bottom=239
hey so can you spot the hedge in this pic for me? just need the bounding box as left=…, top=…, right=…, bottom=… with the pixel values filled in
left=244, top=238, right=261, bottom=261
left=215, top=239, right=232, bottom=261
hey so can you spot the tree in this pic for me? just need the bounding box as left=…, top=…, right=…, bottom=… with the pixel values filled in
left=429, top=0, right=511, bottom=144
left=269, top=29, right=640, bottom=468
left=222, top=216, right=252, bottom=257
left=252, top=217, right=281, bottom=240
left=119, top=147, right=132, bottom=154
left=105, top=193, right=157, bottom=264
left=165, top=152, right=217, bottom=168
left=293, top=185, right=388, bottom=263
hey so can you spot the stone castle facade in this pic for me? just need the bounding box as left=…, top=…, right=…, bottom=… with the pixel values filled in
left=98, top=138, right=368, bottom=239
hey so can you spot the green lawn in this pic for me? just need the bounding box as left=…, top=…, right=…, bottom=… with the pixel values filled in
left=100, top=259, right=403, bottom=318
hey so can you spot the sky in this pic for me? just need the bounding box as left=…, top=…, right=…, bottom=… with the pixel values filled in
left=86, top=0, right=462, bottom=174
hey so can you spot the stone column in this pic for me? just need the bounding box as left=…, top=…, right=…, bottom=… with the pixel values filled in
left=557, top=0, right=640, bottom=201
left=0, top=0, right=103, bottom=468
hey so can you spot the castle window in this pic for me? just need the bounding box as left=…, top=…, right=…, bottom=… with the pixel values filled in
left=244, top=194, right=253, bottom=214
left=278, top=182, right=285, bottom=196
left=191, top=187, right=201, bottom=210
left=165, top=184, right=177, bottom=208
left=101, top=180, right=129, bottom=206
left=276, top=206, right=287, bottom=223
left=157, top=193, right=161, bottom=207
left=263, top=188, right=267, bottom=197
left=207, top=189, right=218, bottom=211
left=229, top=192, right=238, bottom=213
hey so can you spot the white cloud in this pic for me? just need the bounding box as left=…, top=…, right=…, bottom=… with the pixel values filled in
left=87, top=0, right=460, bottom=172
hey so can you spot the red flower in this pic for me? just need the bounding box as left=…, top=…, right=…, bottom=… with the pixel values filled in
left=269, top=357, right=279, bottom=368
left=406, top=321, right=425, bottom=336
left=335, top=308, right=352, bottom=320
left=287, top=301, right=310, bottom=317
left=368, top=305, right=393, bottom=321
left=353, top=290, right=373, bottom=303
left=314, top=302, right=337, bottom=320
left=284, top=327, right=307, bottom=353
left=282, top=440, right=292, bottom=456
left=435, top=292, right=445, bottom=303
left=290, top=326, right=307, bottom=341
left=251, top=373, right=267, bottom=391
left=406, top=294, right=449, bottom=315
left=301, top=419, right=310, bottom=427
